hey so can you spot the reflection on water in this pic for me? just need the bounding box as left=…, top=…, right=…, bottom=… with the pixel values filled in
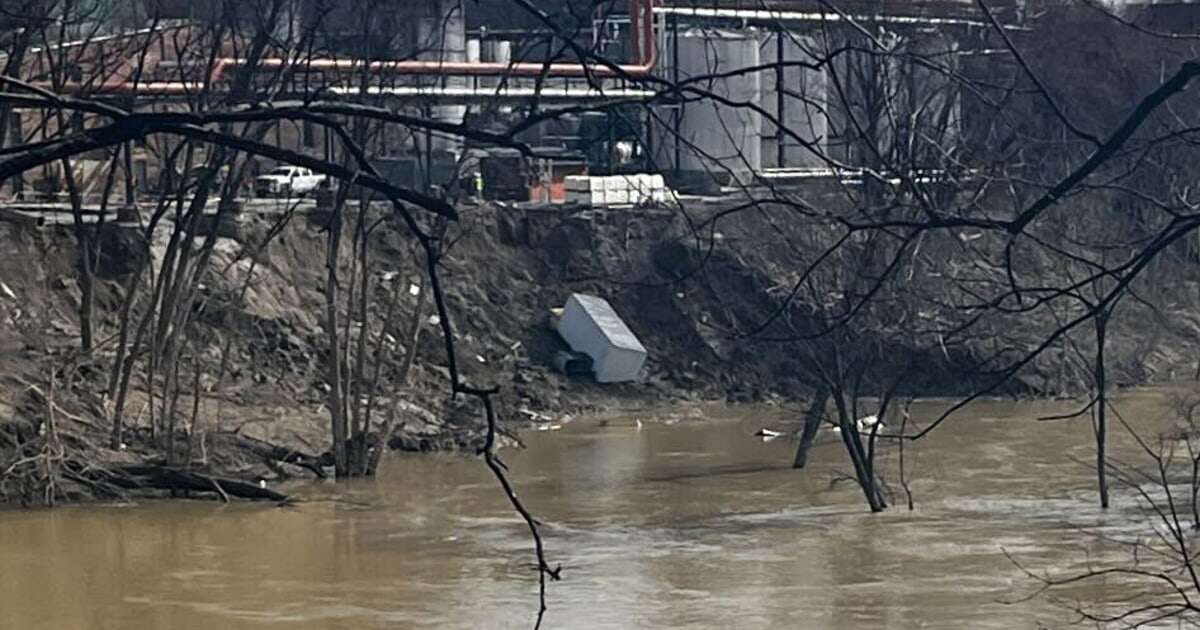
left=0, top=389, right=1181, bottom=629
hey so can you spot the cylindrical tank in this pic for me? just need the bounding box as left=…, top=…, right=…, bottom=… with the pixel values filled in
left=482, top=39, right=513, bottom=65
left=824, top=30, right=960, bottom=169
left=482, top=40, right=513, bottom=111
left=415, top=0, right=467, bottom=155
left=414, top=0, right=466, bottom=64
left=760, top=32, right=828, bottom=169
left=653, top=28, right=762, bottom=186
left=904, top=32, right=961, bottom=168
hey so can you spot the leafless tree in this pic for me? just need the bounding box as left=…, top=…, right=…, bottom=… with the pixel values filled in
left=7, top=0, right=1200, bottom=625
left=1007, top=403, right=1200, bottom=627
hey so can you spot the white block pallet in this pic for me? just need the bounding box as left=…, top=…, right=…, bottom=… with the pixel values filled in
left=561, top=173, right=671, bottom=208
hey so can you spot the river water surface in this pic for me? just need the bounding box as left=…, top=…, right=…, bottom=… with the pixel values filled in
left=0, top=390, right=1186, bottom=629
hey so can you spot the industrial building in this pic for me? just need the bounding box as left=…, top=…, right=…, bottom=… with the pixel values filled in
left=2, top=0, right=1193, bottom=202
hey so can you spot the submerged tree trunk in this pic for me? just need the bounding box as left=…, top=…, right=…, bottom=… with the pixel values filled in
left=832, top=392, right=885, bottom=513
left=793, top=388, right=831, bottom=469
left=1094, top=310, right=1110, bottom=509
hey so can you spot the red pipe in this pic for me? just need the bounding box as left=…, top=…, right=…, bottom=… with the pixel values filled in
left=57, top=0, right=656, bottom=95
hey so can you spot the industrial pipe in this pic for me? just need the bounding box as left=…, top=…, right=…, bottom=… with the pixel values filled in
left=223, top=0, right=657, bottom=80
left=54, top=0, right=657, bottom=96
left=651, top=5, right=1010, bottom=29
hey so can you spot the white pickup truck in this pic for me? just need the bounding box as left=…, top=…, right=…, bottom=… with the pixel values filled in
left=254, top=166, right=327, bottom=197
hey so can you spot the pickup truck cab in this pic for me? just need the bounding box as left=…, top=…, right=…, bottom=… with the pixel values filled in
left=254, top=166, right=327, bottom=197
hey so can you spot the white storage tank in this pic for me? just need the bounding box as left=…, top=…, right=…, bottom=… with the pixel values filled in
left=653, top=28, right=762, bottom=185
left=556, top=294, right=647, bottom=383
left=905, top=32, right=962, bottom=167
left=760, top=32, right=829, bottom=169
left=482, top=39, right=514, bottom=110
left=416, top=0, right=467, bottom=154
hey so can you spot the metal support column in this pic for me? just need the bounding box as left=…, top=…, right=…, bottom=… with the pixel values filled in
left=671, top=14, right=681, bottom=175
left=776, top=27, right=786, bottom=169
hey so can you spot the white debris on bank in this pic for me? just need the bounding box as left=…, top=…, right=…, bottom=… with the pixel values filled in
left=555, top=293, right=647, bottom=383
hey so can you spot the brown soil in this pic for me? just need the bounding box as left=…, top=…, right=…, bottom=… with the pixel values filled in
left=1, top=196, right=1196, bottom=504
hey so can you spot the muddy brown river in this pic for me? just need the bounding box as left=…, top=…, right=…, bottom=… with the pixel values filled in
left=0, top=390, right=1184, bottom=629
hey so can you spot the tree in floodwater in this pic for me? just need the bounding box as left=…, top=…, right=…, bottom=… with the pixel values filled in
left=0, top=0, right=509, bottom=479
left=0, top=0, right=568, bottom=621
left=1008, top=394, right=1200, bottom=625
left=634, top=1, right=1200, bottom=518
left=8, top=0, right=1200, bottom=626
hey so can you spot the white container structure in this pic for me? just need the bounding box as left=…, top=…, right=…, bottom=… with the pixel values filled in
left=556, top=294, right=647, bottom=383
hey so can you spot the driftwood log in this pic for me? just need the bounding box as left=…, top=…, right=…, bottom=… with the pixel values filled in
left=93, top=465, right=288, bottom=502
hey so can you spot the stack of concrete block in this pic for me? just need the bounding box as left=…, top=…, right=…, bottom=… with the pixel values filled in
left=565, top=176, right=606, bottom=206
left=605, top=175, right=629, bottom=205
left=564, top=174, right=671, bottom=207
left=627, top=174, right=669, bottom=204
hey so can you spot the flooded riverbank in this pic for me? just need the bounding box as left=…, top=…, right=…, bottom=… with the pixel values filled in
left=0, top=390, right=1183, bottom=629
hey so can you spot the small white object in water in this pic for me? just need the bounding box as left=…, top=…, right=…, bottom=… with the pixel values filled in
left=832, top=415, right=886, bottom=433
left=755, top=428, right=785, bottom=441
left=259, top=480, right=267, bottom=489
left=958, top=231, right=983, bottom=242
left=857, top=415, right=884, bottom=431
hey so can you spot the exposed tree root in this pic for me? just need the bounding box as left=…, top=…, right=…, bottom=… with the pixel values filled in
left=213, top=432, right=329, bottom=478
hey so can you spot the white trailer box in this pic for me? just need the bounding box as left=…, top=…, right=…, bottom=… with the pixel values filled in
left=555, top=293, right=647, bottom=383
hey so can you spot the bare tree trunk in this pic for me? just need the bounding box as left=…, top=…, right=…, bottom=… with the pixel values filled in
left=155, top=169, right=218, bottom=454
left=324, top=186, right=351, bottom=477
left=108, top=269, right=142, bottom=448
left=351, top=208, right=373, bottom=476
left=360, top=276, right=401, bottom=472
left=833, top=391, right=885, bottom=512
left=104, top=140, right=187, bottom=441
left=398, top=278, right=429, bottom=385
left=1094, top=310, right=1110, bottom=509
left=793, top=388, right=830, bottom=469
left=184, top=345, right=203, bottom=468
left=0, top=27, right=32, bottom=195
left=61, top=157, right=95, bottom=353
